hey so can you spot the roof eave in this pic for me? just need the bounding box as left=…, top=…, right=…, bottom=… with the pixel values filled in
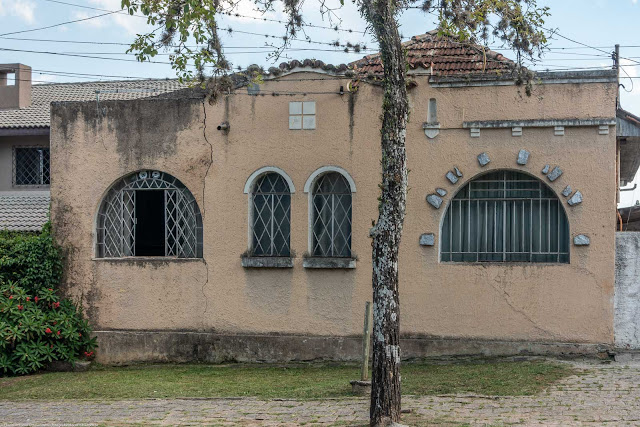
left=0, top=127, right=49, bottom=136
left=429, top=69, right=617, bottom=87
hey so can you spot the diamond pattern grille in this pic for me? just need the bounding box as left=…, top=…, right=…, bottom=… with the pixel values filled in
left=312, top=173, right=352, bottom=257
left=251, top=173, right=291, bottom=256
left=97, top=171, right=202, bottom=258
left=14, top=147, right=50, bottom=186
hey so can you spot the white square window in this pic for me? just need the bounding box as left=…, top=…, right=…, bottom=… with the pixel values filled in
left=303, top=101, right=316, bottom=115
left=289, top=101, right=316, bottom=130
left=289, top=101, right=303, bottom=115
left=302, top=115, right=316, bottom=130
left=289, top=115, right=303, bottom=130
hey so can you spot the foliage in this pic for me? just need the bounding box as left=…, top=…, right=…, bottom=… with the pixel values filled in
left=122, top=0, right=550, bottom=92
left=0, top=224, right=63, bottom=294
left=0, top=226, right=96, bottom=377
left=0, top=360, right=573, bottom=400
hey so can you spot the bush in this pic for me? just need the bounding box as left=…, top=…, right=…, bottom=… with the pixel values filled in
left=0, top=224, right=96, bottom=376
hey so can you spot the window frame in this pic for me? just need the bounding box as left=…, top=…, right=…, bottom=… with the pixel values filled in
left=304, top=166, right=356, bottom=261
left=12, top=145, right=50, bottom=188
left=243, top=167, right=296, bottom=264
left=95, top=170, right=203, bottom=259
left=289, top=101, right=316, bottom=130
left=439, top=169, right=570, bottom=264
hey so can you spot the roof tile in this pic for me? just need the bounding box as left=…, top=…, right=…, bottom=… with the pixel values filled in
left=350, top=31, right=514, bottom=77
left=0, top=79, right=187, bottom=129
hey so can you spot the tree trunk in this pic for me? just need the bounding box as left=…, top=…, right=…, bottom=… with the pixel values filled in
left=360, top=0, right=409, bottom=425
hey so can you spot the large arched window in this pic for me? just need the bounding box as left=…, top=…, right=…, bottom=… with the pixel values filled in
left=249, top=172, right=292, bottom=257
left=311, top=172, right=353, bottom=257
left=96, top=170, right=203, bottom=258
left=441, top=170, right=569, bottom=263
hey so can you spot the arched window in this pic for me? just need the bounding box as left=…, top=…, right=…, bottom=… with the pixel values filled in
left=96, top=170, right=203, bottom=258
left=441, top=170, right=569, bottom=263
left=250, top=172, right=292, bottom=257
left=311, top=172, right=353, bottom=257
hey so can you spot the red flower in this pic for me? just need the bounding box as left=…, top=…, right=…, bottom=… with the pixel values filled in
left=78, top=333, right=82, bottom=337
left=26, top=297, right=30, bottom=302
left=17, top=305, right=23, bottom=310
left=48, top=288, right=52, bottom=291
left=8, top=295, right=13, bottom=300
left=84, top=351, right=94, bottom=357
left=34, top=296, right=39, bottom=303
left=52, top=302, right=60, bottom=309
left=52, top=321, right=57, bottom=325
left=56, top=331, right=61, bottom=336
left=45, top=328, right=52, bottom=334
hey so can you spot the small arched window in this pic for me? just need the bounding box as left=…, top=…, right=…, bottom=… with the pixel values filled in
left=441, top=170, right=569, bottom=263
left=96, top=171, right=203, bottom=258
left=311, top=172, right=353, bottom=257
left=250, top=173, right=292, bottom=257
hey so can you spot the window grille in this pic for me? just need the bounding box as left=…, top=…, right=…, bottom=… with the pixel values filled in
left=251, top=173, right=291, bottom=256
left=312, top=172, right=352, bottom=257
left=13, top=147, right=50, bottom=186
left=96, top=171, right=203, bottom=258
left=441, top=170, right=569, bottom=263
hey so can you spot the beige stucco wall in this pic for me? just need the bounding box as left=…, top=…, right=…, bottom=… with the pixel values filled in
left=50, top=71, right=617, bottom=348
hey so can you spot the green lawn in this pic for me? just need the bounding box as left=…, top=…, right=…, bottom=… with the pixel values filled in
left=0, top=360, right=574, bottom=400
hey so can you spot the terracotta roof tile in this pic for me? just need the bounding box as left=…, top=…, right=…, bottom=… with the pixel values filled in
left=350, top=31, right=514, bottom=77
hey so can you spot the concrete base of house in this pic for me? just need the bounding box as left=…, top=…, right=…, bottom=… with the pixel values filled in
left=614, top=350, right=640, bottom=363
left=92, top=330, right=613, bottom=365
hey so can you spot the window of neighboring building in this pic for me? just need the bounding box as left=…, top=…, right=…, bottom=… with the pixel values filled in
left=250, top=172, right=292, bottom=257
left=13, top=147, right=50, bottom=186
left=96, top=170, right=203, bottom=258
left=289, top=101, right=316, bottom=130
left=311, top=172, right=352, bottom=257
left=441, top=170, right=569, bottom=263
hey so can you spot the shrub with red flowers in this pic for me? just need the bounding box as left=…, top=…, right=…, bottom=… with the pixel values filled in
left=0, top=224, right=96, bottom=376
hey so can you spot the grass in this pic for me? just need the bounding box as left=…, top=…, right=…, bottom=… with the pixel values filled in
left=0, top=360, right=574, bottom=400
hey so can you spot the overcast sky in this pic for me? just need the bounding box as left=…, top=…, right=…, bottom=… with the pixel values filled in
left=1, top=0, right=640, bottom=203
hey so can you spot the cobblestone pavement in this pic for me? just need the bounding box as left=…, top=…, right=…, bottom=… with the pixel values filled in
left=2, top=360, right=640, bottom=426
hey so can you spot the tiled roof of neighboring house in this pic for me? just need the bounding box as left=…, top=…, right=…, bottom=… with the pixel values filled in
left=350, top=31, right=515, bottom=77
left=0, top=192, right=50, bottom=232
left=0, top=79, right=187, bottom=129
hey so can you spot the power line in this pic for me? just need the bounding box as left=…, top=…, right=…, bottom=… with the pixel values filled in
left=0, top=10, right=119, bottom=37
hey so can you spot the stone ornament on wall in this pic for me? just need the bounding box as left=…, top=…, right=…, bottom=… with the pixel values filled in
left=419, top=233, right=435, bottom=246
left=477, top=152, right=490, bottom=167
left=517, top=149, right=530, bottom=165
left=574, top=234, right=590, bottom=246
left=426, top=194, right=443, bottom=209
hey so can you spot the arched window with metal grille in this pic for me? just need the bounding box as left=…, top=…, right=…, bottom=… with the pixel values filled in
left=441, top=170, right=569, bottom=263
left=250, top=172, right=292, bottom=257
left=96, top=170, right=203, bottom=258
left=311, top=172, right=353, bottom=258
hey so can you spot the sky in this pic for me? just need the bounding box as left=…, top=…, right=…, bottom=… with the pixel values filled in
left=1, top=0, right=640, bottom=203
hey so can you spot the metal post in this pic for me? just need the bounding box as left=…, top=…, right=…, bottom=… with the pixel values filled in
left=361, top=301, right=372, bottom=381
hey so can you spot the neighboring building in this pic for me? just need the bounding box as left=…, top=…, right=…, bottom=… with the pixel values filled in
left=0, top=64, right=185, bottom=231
left=49, top=33, right=638, bottom=363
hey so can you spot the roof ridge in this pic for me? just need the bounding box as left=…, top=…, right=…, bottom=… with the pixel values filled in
left=33, top=78, right=181, bottom=87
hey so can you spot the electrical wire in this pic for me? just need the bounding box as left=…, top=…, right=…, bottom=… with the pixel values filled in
left=0, top=10, right=119, bottom=37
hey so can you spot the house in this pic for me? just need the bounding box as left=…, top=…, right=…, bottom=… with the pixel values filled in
left=47, top=32, right=639, bottom=364
left=0, top=64, right=185, bottom=231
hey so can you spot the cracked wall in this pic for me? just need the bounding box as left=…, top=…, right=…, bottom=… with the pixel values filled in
left=50, top=72, right=616, bottom=361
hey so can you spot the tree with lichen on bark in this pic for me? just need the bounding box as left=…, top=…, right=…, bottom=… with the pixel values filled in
left=121, top=0, right=550, bottom=425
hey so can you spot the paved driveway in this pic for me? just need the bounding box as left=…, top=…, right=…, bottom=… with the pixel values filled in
left=1, top=360, right=639, bottom=426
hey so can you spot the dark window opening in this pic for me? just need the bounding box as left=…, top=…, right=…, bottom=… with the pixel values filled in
left=14, top=147, right=50, bottom=186
left=135, top=190, right=165, bottom=256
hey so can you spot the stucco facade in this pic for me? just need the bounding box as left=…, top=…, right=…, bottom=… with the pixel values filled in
left=50, top=69, right=618, bottom=363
